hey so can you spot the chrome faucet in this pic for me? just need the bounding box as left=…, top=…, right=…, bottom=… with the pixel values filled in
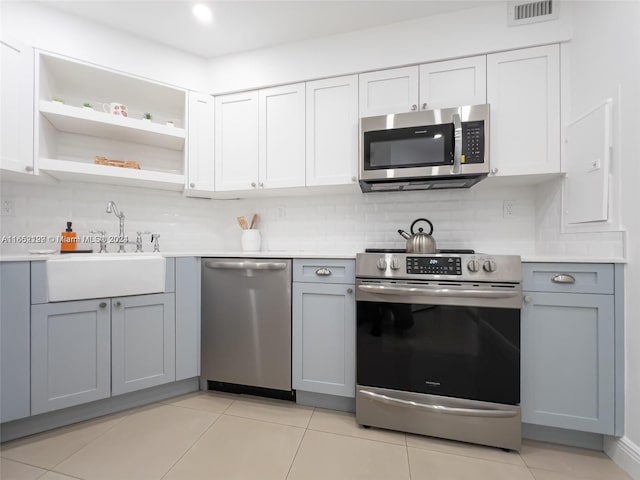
left=106, top=201, right=126, bottom=252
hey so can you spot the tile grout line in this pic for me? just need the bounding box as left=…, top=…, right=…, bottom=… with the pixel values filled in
left=2, top=409, right=133, bottom=475
left=46, top=410, right=136, bottom=475
left=285, top=407, right=315, bottom=480
left=304, top=425, right=408, bottom=447
left=157, top=408, right=227, bottom=480
left=406, top=442, right=413, bottom=480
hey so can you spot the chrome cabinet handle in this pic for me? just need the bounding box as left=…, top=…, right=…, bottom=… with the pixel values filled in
left=25, top=165, right=34, bottom=172
left=411, top=104, right=417, bottom=111
left=259, top=182, right=264, bottom=188
left=491, top=167, right=499, bottom=175
left=422, top=103, right=428, bottom=110
left=315, top=267, right=332, bottom=276
left=359, top=390, right=519, bottom=418
left=251, top=182, right=256, bottom=187
left=351, top=176, right=357, bottom=182
left=99, top=302, right=107, bottom=308
left=115, top=301, right=121, bottom=307
left=552, top=274, right=576, bottom=284
left=347, top=288, right=353, bottom=294
left=523, top=295, right=532, bottom=303
left=190, top=182, right=195, bottom=188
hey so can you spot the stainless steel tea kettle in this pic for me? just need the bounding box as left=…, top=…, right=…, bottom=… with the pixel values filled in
left=398, top=218, right=437, bottom=254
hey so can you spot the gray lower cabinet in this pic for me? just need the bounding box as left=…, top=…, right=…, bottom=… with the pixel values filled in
left=292, top=259, right=356, bottom=398
left=31, top=299, right=112, bottom=415
left=175, top=257, right=201, bottom=381
left=1, top=262, right=31, bottom=422
left=111, top=293, right=176, bottom=395
left=521, top=263, right=616, bottom=434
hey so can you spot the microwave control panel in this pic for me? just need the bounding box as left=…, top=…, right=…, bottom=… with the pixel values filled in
left=406, top=256, right=462, bottom=275
left=461, top=121, right=485, bottom=164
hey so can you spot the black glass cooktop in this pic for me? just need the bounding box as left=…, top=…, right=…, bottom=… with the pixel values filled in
left=364, top=248, right=475, bottom=254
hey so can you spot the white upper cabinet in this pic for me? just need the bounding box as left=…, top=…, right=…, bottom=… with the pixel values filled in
left=215, top=84, right=305, bottom=193
left=35, top=52, right=187, bottom=191
left=487, top=45, right=560, bottom=176
left=214, top=91, right=259, bottom=191
left=259, top=83, right=306, bottom=189
left=1, top=37, right=34, bottom=175
left=358, top=66, right=419, bottom=117
left=306, top=75, right=359, bottom=187
left=185, top=91, right=215, bottom=196
left=359, top=57, right=486, bottom=118
left=418, top=56, right=486, bottom=110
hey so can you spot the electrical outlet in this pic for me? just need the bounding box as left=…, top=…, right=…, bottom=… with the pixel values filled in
left=503, top=200, right=517, bottom=218
left=1, top=199, right=15, bottom=216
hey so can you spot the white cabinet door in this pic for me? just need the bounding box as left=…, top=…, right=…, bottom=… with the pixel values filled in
left=31, top=299, right=111, bottom=415
left=306, top=75, right=359, bottom=187
left=359, top=66, right=419, bottom=117
left=258, top=83, right=306, bottom=189
left=487, top=45, right=560, bottom=176
left=214, top=90, right=259, bottom=191
left=111, top=293, right=175, bottom=396
left=293, top=282, right=356, bottom=397
left=185, top=91, right=215, bottom=195
left=1, top=37, right=34, bottom=174
left=419, top=55, right=486, bottom=110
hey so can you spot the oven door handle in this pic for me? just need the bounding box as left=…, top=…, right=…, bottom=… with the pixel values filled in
left=359, top=390, right=519, bottom=418
left=357, top=284, right=520, bottom=299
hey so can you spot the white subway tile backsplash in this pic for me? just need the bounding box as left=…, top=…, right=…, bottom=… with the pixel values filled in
left=0, top=177, right=625, bottom=259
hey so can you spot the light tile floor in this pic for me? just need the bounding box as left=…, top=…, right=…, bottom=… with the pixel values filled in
left=0, top=391, right=632, bottom=480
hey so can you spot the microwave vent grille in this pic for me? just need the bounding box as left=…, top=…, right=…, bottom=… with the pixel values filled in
left=508, top=0, right=558, bottom=25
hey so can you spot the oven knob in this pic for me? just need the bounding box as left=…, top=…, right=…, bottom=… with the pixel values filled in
left=467, top=259, right=480, bottom=272
left=390, top=257, right=400, bottom=270
left=483, top=259, right=497, bottom=273
left=376, top=257, right=387, bottom=271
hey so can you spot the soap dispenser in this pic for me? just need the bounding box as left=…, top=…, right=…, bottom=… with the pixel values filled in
left=60, top=221, right=77, bottom=252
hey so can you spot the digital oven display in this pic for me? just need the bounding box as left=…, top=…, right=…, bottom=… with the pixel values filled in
left=406, top=256, right=462, bottom=275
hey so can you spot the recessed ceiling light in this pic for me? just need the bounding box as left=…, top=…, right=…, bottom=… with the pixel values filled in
left=192, top=4, right=213, bottom=23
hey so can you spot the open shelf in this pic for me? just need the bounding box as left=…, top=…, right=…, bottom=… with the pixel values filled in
left=39, top=100, right=186, bottom=151
left=39, top=158, right=185, bottom=191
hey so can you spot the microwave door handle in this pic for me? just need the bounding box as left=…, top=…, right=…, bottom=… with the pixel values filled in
left=452, top=112, right=462, bottom=174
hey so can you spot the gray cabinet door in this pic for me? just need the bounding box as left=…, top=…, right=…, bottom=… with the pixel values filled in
left=31, top=299, right=111, bottom=415
left=293, top=282, right=355, bottom=397
left=111, top=293, right=175, bottom=395
left=1, top=262, right=31, bottom=422
left=521, top=292, right=615, bottom=434
left=175, top=257, right=200, bottom=381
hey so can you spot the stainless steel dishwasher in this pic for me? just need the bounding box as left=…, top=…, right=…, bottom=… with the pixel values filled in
left=201, top=258, right=292, bottom=398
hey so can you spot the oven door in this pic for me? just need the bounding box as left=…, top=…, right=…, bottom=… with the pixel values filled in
left=356, top=280, right=521, bottom=406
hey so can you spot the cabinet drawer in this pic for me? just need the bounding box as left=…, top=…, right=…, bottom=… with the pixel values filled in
left=523, top=263, right=613, bottom=294
left=293, top=259, right=355, bottom=284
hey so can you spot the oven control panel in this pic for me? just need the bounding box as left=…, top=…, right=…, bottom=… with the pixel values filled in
left=406, top=256, right=462, bottom=275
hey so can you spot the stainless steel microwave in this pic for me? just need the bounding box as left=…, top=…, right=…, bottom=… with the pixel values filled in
left=359, top=104, right=490, bottom=192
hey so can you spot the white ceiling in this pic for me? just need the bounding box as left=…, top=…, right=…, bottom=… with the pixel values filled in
left=41, top=1, right=494, bottom=59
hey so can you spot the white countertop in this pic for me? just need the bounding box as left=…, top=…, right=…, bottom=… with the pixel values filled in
left=0, top=250, right=359, bottom=262
left=0, top=250, right=627, bottom=263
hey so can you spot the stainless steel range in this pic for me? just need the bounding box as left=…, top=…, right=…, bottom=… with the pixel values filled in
left=355, top=251, right=523, bottom=451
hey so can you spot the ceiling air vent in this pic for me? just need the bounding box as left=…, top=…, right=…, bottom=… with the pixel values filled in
left=508, top=0, right=558, bottom=26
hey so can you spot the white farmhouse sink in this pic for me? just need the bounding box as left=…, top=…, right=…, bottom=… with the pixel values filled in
left=46, top=254, right=166, bottom=301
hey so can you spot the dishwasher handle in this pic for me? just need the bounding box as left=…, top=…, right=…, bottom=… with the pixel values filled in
left=204, top=260, right=288, bottom=271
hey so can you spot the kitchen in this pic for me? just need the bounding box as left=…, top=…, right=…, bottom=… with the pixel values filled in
left=0, top=1, right=638, bottom=479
